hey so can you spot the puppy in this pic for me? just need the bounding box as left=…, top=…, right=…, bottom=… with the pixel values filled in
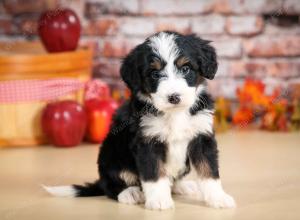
left=44, top=31, right=236, bottom=210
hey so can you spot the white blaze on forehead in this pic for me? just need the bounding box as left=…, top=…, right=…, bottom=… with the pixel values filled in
left=148, top=32, right=180, bottom=73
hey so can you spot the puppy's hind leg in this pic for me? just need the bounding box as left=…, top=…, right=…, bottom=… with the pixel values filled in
left=118, top=186, right=145, bottom=205
left=172, top=180, right=201, bottom=198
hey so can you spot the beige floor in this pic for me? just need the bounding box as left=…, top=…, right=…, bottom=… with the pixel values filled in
left=0, top=131, right=300, bottom=220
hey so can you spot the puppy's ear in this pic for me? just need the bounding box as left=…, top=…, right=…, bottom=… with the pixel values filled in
left=184, top=35, right=218, bottom=80
left=120, top=46, right=143, bottom=94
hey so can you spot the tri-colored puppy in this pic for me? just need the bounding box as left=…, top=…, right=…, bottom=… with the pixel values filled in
left=44, top=31, right=236, bottom=210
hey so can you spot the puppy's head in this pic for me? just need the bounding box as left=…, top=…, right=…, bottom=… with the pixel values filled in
left=121, top=31, right=217, bottom=112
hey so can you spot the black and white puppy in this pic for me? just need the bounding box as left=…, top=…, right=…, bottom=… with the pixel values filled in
left=44, top=31, right=236, bottom=210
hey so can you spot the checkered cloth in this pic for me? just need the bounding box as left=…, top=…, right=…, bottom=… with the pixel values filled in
left=0, top=78, right=84, bottom=103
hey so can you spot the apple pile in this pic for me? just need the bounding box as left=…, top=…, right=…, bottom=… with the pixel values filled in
left=42, top=82, right=119, bottom=147
left=38, top=8, right=120, bottom=147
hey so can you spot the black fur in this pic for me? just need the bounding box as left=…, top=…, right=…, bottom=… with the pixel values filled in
left=188, top=134, right=220, bottom=178
left=72, top=31, right=221, bottom=201
left=73, top=180, right=104, bottom=197
left=135, top=137, right=167, bottom=181
left=175, top=34, right=218, bottom=80
left=120, top=43, right=150, bottom=94
left=190, top=92, right=214, bottom=115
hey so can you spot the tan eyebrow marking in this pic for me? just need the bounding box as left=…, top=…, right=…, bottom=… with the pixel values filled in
left=176, top=56, right=190, bottom=67
left=150, top=58, right=162, bottom=70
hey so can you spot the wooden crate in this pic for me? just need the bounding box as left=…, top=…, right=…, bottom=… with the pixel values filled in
left=0, top=42, right=92, bottom=147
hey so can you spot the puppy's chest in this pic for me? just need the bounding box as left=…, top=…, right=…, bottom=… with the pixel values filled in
left=141, top=110, right=212, bottom=144
left=140, top=111, right=213, bottom=178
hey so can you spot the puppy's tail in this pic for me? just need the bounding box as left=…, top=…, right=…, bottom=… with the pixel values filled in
left=42, top=180, right=105, bottom=197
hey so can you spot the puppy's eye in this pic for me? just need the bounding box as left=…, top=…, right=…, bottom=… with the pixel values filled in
left=181, top=65, right=191, bottom=75
left=151, top=70, right=161, bottom=80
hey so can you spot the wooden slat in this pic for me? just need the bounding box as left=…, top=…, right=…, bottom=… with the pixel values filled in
left=0, top=60, right=92, bottom=75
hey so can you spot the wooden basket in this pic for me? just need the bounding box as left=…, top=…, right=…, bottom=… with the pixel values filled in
left=0, top=42, right=92, bottom=147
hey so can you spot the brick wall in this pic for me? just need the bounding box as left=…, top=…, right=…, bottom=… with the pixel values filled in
left=0, top=0, right=300, bottom=98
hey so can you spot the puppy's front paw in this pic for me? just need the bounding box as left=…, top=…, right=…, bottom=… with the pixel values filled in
left=145, top=196, right=174, bottom=210
left=205, top=192, right=236, bottom=209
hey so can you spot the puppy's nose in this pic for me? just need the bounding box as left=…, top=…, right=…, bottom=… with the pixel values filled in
left=168, top=93, right=181, bottom=105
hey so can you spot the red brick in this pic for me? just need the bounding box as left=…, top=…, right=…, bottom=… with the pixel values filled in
left=244, top=36, right=300, bottom=57
left=93, top=58, right=122, bottom=78
left=226, top=16, right=264, bottom=36
left=228, top=61, right=249, bottom=77
left=2, top=0, right=58, bottom=14
left=263, top=78, right=288, bottom=97
left=0, top=2, right=8, bottom=15
left=155, top=18, right=191, bottom=34
left=215, top=59, right=300, bottom=79
left=120, top=17, right=155, bottom=36
left=101, top=38, right=143, bottom=58
left=265, top=23, right=300, bottom=35
left=264, top=61, right=300, bottom=78
left=207, top=78, right=243, bottom=99
left=229, top=60, right=300, bottom=78
left=192, top=15, right=225, bottom=35
left=214, top=0, right=284, bottom=14
left=215, top=60, right=230, bottom=78
left=212, top=38, right=243, bottom=58
left=288, top=78, right=300, bottom=97
left=141, top=0, right=213, bottom=15
left=215, top=59, right=247, bottom=78
left=0, top=18, right=14, bottom=34
left=83, top=17, right=119, bottom=36
left=85, top=0, right=139, bottom=17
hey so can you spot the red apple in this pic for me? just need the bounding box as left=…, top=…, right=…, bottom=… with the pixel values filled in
left=38, top=8, right=81, bottom=52
left=85, top=98, right=119, bottom=143
left=42, top=100, right=87, bottom=147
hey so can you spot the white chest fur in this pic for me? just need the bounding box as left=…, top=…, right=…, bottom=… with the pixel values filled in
left=140, top=109, right=213, bottom=178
